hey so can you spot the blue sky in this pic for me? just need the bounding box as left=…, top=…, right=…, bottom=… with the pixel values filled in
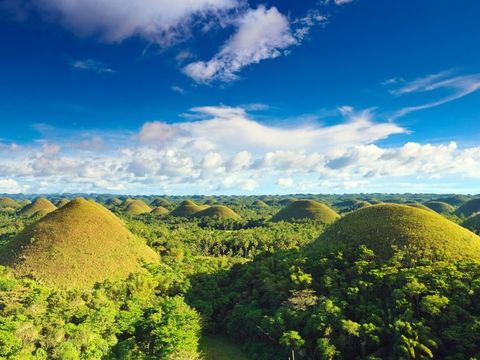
left=0, top=0, right=479, bottom=194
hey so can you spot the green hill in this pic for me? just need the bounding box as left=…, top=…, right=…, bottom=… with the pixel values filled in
left=315, top=204, right=480, bottom=262
left=170, top=200, right=206, bottom=217
left=18, top=198, right=57, bottom=217
left=150, top=198, right=171, bottom=208
left=253, top=199, right=269, bottom=208
left=436, top=195, right=470, bottom=206
left=193, top=205, right=240, bottom=220
left=0, top=198, right=158, bottom=289
left=271, top=200, right=340, bottom=224
left=405, top=202, right=434, bottom=212
left=124, top=200, right=152, bottom=215
left=0, top=197, right=20, bottom=209
left=55, top=198, right=70, bottom=208
left=105, top=197, right=122, bottom=206
left=424, top=201, right=455, bottom=214
left=455, top=198, right=480, bottom=218
left=463, top=214, right=480, bottom=235
left=151, top=206, right=169, bottom=216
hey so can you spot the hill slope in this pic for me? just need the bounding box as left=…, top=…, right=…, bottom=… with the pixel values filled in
left=0, top=198, right=158, bottom=288
left=271, top=200, right=340, bottom=224
left=151, top=206, right=169, bottom=216
left=18, top=198, right=57, bottom=217
left=0, top=197, right=20, bottom=209
left=193, top=205, right=240, bottom=220
left=316, top=204, right=480, bottom=262
left=455, top=198, right=480, bottom=217
left=424, top=201, right=455, bottom=214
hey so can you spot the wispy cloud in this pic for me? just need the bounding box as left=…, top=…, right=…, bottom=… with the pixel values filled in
left=171, top=85, right=186, bottom=95
left=72, top=59, right=115, bottom=74
left=387, top=70, right=480, bottom=119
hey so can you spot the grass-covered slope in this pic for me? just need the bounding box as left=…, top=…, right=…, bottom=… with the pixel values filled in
left=55, top=198, right=70, bottom=208
left=170, top=200, right=206, bottom=217
left=18, top=198, right=57, bottom=217
left=193, top=205, right=240, bottom=220
left=151, top=206, right=169, bottom=216
left=405, top=202, right=434, bottom=212
left=124, top=200, right=152, bottom=215
left=253, top=199, right=269, bottom=208
left=455, top=198, right=480, bottom=218
left=0, top=197, right=20, bottom=209
left=316, top=204, right=480, bottom=262
left=271, top=200, right=340, bottom=224
left=424, top=201, right=455, bottom=214
left=0, top=198, right=158, bottom=289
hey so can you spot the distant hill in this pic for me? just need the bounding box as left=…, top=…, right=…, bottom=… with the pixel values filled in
left=193, top=205, right=240, bottom=220
left=424, top=201, right=455, bottom=214
left=151, top=206, right=169, bottom=216
left=0, top=198, right=158, bottom=289
left=55, top=198, right=70, bottom=208
left=253, top=200, right=269, bottom=208
left=0, top=197, right=21, bottom=209
left=170, top=200, right=207, bottom=217
left=271, top=200, right=340, bottom=224
left=18, top=198, right=57, bottom=217
left=463, top=214, right=480, bottom=235
left=124, top=200, right=152, bottom=215
left=315, top=204, right=480, bottom=262
left=455, top=198, right=480, bottom=218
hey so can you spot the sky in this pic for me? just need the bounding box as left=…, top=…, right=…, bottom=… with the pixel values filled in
left=0, top=0, right=479, bottom=195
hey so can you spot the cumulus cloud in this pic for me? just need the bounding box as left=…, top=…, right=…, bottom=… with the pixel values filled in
left=183, top=6, right=298, bottom=82
left=2, top=104, right=480, bottom=194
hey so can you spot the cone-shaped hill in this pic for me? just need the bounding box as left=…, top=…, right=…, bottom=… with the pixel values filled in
left=0, top=197, right=20, bottom=209
left=170, top=200, right=207, bottom=217
left=151, top=198, right=171, bottom=208
left=405, top=202, right=434, bottom=212
left=193, top=205, right=240, bottom=220
left=0, top=198, right=158, bottom=289
left=151, top=206, right=169, bottom=216
left=315, top=204, right=480, bottom=262
left=253, top=200, right=269, bottom=208
left=105, top=197, right=122, bottom=207
left=124, top=200, right=152, bottom=215
left=455, top=198, right=480, bottom=218
left=271, top=200, right=340, bottom=224
left=18, top=198, right=57, bottom=217
left=424, top=201, right=455, bottom=214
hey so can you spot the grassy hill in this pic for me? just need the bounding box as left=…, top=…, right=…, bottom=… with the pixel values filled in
left=18, top=198, right=57, bottom=217
left=424, top=201, right=455, bottom=214
left=0, top=198, right=158, bottom=289
left=253, top=199, right=269, bottom=208
left=105, top=197, right=122, bottom=207
left=0, top=197, right=20, bottom=209
left=405, top=202, right=434, bottom=212
left=150, top=198, right=171, bottom=208
left=315, top=204, right=480, bottom=262
left=55, top=198, right=70, bottom=208
left=124, top=200, right=152, bottom=215
left=193, top=205, right=240, bottom=220
left=151, top=206, right=169, bottom=216
left=271, top=200, right=340, bottom=224
left=455, top=198, right=480, bottom=218
left=170, top=200, right=207, bottom=217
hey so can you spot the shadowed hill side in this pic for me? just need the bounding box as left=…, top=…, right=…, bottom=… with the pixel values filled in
left=315, top=204, right=480, bottom=262
left=55, top=198, right=70, bottom=208
left=18, top=198, right=57, bottom=217
left=463, top=214, right=480, bottom=235
left=271, top=200, right=340, bottom=224
left=455, top=198, right=480, bottom=218
left=0, top=198, right=158, bottom=289
left=193, top=205, right=240, bottom=220
left=423, top=201, right=455, bottom=214
left=0, top=197, right=21, bottom=209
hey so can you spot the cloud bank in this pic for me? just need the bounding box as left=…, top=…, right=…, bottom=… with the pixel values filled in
left=1, top=105, right=479, bottom=194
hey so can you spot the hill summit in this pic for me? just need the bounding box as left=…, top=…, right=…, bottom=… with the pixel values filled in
left=170, top=200, right=207, bottom=217
left=0, top=198, right=158, bottom=289
left=18, top=198, right=57, bottom=217
left=271, top=200, right=340, bottom=224
left=124, top=200, right=152, bottom=215
left=316, top=204, right=480, bottom=262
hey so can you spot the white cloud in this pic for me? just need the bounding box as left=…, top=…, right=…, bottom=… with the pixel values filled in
left=277, top=177, right=294, bottom=188
left=29, top=0, right=239, bottom=45
left=183, top=6, right=297, bottom=82
left=171, top=85, right=186, bottom=94
left=72, top=59, right=114, bottom=74
left=387, top=71, right=480, bottom=119
left=334, top=0, right=354, bottom=5
left=0, top=179, right=23, bottom=193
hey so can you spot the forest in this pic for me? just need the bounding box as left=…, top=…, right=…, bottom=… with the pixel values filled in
left=0, top=193, right=479, bottom=359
